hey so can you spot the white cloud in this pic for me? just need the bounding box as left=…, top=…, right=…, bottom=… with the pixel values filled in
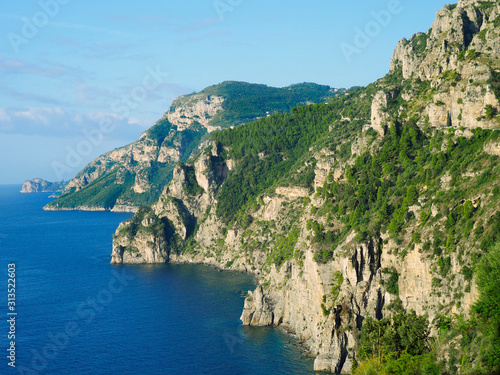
left=127, top=117, right=152, bottom=128
left=0, top=106, right=144, bottom=140
left=0, top=55, right=67, bottom=77
left=0, top=108, right=11, bottom=122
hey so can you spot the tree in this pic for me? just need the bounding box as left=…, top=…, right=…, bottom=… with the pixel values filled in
left=358, top=310, right=431, bottom=360
left=463, top=200, right=474, bottom=219
left=485, top=104, right=496, bottom=120
left=378, top=201, right=391, bottom=224
left=405, top=185, right=419, bottom=206
left=473, top=242, right=500, bottom=372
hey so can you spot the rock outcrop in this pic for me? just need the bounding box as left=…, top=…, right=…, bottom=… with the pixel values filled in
left=21, top=178, right=67, bottom=193
left=384, top=0, right=500, bottom=129
left=370, top=91, right=389, bottom=136
left=167, top=94, right=225, bottom=133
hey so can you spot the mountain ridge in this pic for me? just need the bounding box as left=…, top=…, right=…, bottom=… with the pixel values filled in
left=44, top=81, right=346, bottom=212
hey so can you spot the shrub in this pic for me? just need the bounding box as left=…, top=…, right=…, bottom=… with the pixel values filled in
left=331, top=271, right=344, bottom=302
left=473, top=242, right=500, bottom=372
left=485, top=104, right=496, bottom=119
left=357, top=310, right=431, bottom=360
left=384, top=268, right=399, bottom=295
left=438, top=256, right=451, bottom=276
left=268, top=228, right=300, bottom=267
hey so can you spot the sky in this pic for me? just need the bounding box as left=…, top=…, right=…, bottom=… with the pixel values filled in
left=0, top=0, right=451, bottom=184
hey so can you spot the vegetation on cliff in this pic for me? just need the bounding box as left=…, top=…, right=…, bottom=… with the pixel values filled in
left=354, top=242, right=500, bottom=375
left=213, top=87, right=369, bottom=225
left=200, top=81, right=342, bottom=128
left=110, top=1, right=500, bottom=373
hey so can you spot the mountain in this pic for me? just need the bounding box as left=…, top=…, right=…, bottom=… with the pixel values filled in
left=110, top=1, right=500, bottom=373
left=44, top=81, right=345, bottom=212
left=21, top=178, right=67, bottom=194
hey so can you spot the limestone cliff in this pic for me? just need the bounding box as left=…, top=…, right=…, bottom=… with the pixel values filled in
left=386, top=0, right=500, bottom=129
left=110, top=2, right=500, bottom=373
left=112, top=123, right=496, bottom=373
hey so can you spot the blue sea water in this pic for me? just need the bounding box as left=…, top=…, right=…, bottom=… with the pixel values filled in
left=0, top=185, right=315, bottom=374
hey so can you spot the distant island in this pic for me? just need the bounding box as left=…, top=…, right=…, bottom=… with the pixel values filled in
left=21, top=178, right=68, bottom=195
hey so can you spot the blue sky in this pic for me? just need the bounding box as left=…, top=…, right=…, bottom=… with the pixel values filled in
left=0, top=0, right=451, bottom=184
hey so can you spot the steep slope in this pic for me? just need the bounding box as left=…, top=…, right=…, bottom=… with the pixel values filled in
left=45, top=81, right=343, bottom=212
left=111, top=1, right=500, bottom=374
left=376, top=0, right=500, bottom=131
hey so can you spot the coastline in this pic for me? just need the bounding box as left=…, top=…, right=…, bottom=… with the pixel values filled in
left=43, top=205, right=138, bottom=213
left=154, top=255, right=317, bottom=362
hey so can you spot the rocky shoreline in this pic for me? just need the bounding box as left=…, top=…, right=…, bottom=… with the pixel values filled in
left=153, top=256, right=318, bottom=361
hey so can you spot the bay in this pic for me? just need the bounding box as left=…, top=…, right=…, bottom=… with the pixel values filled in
left=0, top=185, right=315, bottom=374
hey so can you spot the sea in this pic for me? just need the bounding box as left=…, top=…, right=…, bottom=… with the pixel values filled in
left=0, top=185, right=315, bottom=374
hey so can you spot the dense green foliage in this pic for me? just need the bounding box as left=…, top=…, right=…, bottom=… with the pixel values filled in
left=181, top=164, right=204, bottom=196
left=312, top=122, right=500, bottom=261
left=48, top=168, right=134, bottom=209
left=48, top=161, right=175, bottom=209
left=356, top=313, right=441, bottom=374
left=354, top=311, right=437, bottom=375
left=315, top=119, right=427, bottom=244
left=383, top=268, right=399, bottom=295
left=200, top=81, right=343, bottom=128
left=268, top=228, right=300, bottom=267
left=213, top=89, right=369, bottom=225
left=472, top=242, right=500, bottom=373
left=358, top=311, right=431, bottom=359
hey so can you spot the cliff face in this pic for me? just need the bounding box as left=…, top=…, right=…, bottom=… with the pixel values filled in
left=110, top=2, right=500, bottom=373
left=166, top=94, right=225, bottom=133
left=45, top=82, right=341, bottom=212
left=388, top=0, right=500, bottom=129
left=112, top=130, right=492, bottom=373
left=111, top=142, right=228, bottom=264
left=21, top=178, right=67, bottom=193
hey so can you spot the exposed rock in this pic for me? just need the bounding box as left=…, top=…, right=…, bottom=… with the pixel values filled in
left=386, top=0, right=500, bottom=129
left=240, top=286, right=274, bottom=326
left=484, top=141, right=500, bottom=156
left=108, top=2, right=498, bottom=373
left=167, top=94, right=225, bottom=133
left=21, top=178, right=67, bottom=193
left=275, top=187, right=309, bottom=199
left=370, top=91, right=389, bottom=136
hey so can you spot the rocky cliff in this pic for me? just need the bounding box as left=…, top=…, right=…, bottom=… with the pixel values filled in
left=386, top=0, right=500, bottom=130
left=111, top=126, right=497, bottom=373
left=21, top=178, right=67, bottom=193
left=45, top=82, right=343, bottom=212
left=110, top=1, right=500, bottom=373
